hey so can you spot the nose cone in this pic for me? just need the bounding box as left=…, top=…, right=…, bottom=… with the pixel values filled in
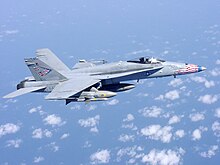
left=198, top=66, right=207, bottom=72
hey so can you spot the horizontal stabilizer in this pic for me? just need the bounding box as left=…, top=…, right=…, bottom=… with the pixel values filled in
left=3, top=86, right=46, bottom=99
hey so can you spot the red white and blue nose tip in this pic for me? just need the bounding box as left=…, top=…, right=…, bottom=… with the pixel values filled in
left=198, top=66, right=207, bottom=72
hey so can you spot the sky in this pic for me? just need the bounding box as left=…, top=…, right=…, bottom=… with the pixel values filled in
left=0, top=0, right=220, bottom=164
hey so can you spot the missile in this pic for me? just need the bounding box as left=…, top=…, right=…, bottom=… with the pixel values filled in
left=65, top=88, right=117, bottom=104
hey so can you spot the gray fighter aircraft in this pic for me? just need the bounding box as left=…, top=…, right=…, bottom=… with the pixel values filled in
left=3, top=48, right=206, bottom=104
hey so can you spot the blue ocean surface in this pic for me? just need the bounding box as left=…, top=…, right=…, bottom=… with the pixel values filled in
left=0, top=0, right=219, bottom=164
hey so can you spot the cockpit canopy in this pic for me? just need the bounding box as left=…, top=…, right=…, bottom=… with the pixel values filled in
left=127, top=57, right=165, bottom=64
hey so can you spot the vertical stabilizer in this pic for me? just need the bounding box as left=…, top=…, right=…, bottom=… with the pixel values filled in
left=25, top=58, right=67, bottom=81
left=36, top=48, right=71, bottom=74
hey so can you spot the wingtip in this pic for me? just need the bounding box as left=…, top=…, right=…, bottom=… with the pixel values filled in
left=3, top=95, right=12, bottom=99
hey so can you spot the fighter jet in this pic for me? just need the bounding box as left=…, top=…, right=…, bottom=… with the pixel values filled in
left=3, top=48, right=206, bottom=104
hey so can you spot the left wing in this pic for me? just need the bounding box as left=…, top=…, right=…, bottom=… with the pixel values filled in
left=45, top=77, right=100, bottom=100
left=3, top=86, right=46, bottom=99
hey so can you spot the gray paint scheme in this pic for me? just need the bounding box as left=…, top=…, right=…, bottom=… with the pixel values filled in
left=3, top=49, right=206, bottom=104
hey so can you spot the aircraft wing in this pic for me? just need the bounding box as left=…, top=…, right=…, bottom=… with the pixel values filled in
left=45, top=77, right=100, bottom=100
left=3, top=86, right=46, bottom=99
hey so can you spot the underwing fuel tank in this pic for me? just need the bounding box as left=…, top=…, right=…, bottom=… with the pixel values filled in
left=100, top=83, right=135, bottom=92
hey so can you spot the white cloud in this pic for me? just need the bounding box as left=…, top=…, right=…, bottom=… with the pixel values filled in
left=192, top=127, right=208, bottom=141
left=165, top=90, right=180, bottom=100
left=47, top=142, right=59, bottom=152
left=200, top=145, right=219, bottom=158
left=142, top=148, right=185, bottom=165
left=90, top=127, right=99, bottom=133
left=168, top=115, right=181, bottom=125
left=86, top=104, right=97, bottom=111
left=33, top=156, right=44, bottom=163
left=168, top=78, right=183, bottom=87
left=123, top=114, right=134, bottom=122
left=189, top=113, right=205, bottom=122
left=70, top=104, right=81, bottom=110
left=191, top=76, right=215, bottom=88
left=141, top=125, right=173, bottom=143
left=210, top=68, right=220, bottom=76
left=90, top=149, right=110, bottom=164
left=118, top=134, right=135, bottom=142
left=116, top=146, right=144, bottom=163
left=216, top=59, right=220, bottom=65
left=155, top=95, right=164, bottom=101
left=78, top=115, right=100, bottom=127
left=139, top=106, right=162, bottom=118
left=78, top=115, right=100, bottom=133
left=29, top=106, right=42, bottom=114
left=198, top=94, right=218, bottom=104
left=0, top=123, right=20, bottom=138
left=5, top=30, right=19, bottom=35
left=60, top=133, right=69, bottom=140
left=106, top=99, right=119, bottom=105
left=6, top=139, right=22, bottom=148
left=212, top=121, right=220, bottom=137
left=175, top=130, right=185, bottom=138
left=43, top=114, right=65, bottom=127
left=121, top=123, right=137, bottom=131
left=214, top=108, right=220, bottom=118
left=32, top=128, right=52, bottom=139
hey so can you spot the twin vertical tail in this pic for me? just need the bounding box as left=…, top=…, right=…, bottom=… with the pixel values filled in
left=25, top=48, right=70, bottom=81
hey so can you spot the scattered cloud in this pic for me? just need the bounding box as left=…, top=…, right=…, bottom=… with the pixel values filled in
left=141, top=125, right=173, bottom=143
left=106, top=99, right=119, bottom=105
left=0, top=123, right=20, bottom=138
left=116, top=146, right=144, bottom=163
left=156, top=90, right=180, bottom=101
left=83, top=141, right=92, bottom=148
left=43, top=114, right=65, bottom=127
left=175, top=130, right=185, bottom=139
left=216, top=59, right=220, bottom=65
left=90, top=149, right=111, bottom=164
left=139, top=106, right=162, bottom=118
left=191, top=76, right=215, bottom=88
left=198, top=94, right=218, bottom=104
left=4, top=30, right=19, bottom=35
left=122, top=123, right=137, bottom=131
left=29, top=106, right=42, bottom=114
left=212, top=121, right=220, bottom=137
left=118, top=134, right=135, bottom=142
left=6, top=139, right=22, bottom=148
left=78, top=115, right=100, bottom=133
left=168, top=78, right=183, bottom=87
left=70, top=104, right=81, bottom=110
left=210, top=68, right=220, bottom=76
left=142, top=148, right=185, bottom=165
left=47, top=142, right=59, bottom=152
left=192, top=127, right=208, bottom=141
left=60, top=133, right=69, bottom=140
left=214, top=108, right=220, bottom=118
left=189, top=113, right=205, bottom=122
left=32, top=128, right=52, bottom=139
left=33, top=156, right=44, bottom=163
left=123, top=114, right=135, bottom=122
left=200, top=145, right=219, bottom=158
left=165, top=90, right=180, bottom=100
left=168, top=115, right=181, bottom=125
left=86, top=104, right=97, bottom=111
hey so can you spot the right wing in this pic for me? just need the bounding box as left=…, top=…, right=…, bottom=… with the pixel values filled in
left=45, top=77, right=100, bottom=100
left=3, top=86, right=46, bottom=99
